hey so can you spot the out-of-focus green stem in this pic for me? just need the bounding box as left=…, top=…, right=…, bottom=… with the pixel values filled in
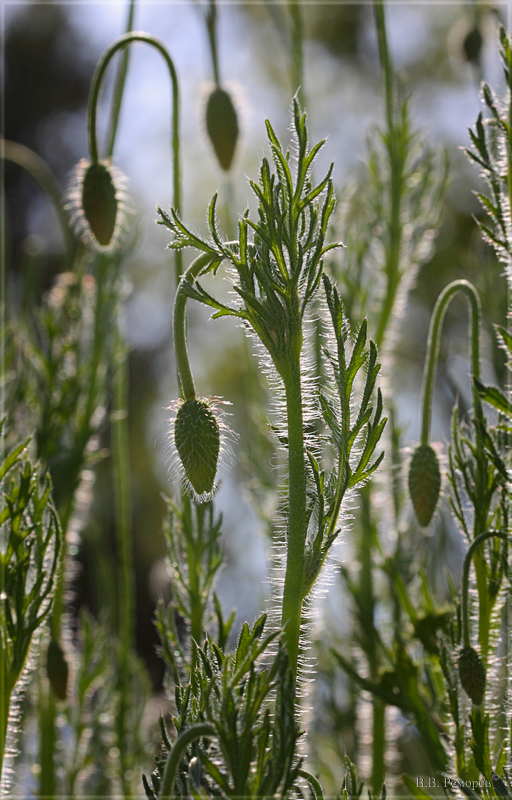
left=288, top=0, right=304, bottom=102
left=205, top=0, right=220, bottom=87
left=373, top=0, right=405, bottom=351
left=112, top=300, right=135, bottom=797
left=2, top=140, right=74, bottom=263
left=106, top=0, right=136, bottom=159
left=112, top=305, right=134, bottom=654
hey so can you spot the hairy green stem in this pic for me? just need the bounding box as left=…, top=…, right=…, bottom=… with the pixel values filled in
left=2, top=140, right=74, bottom=262
left=87, top=31, right=182, bottom=279
left=173, top=252, right=217, bottom=401
left=280, top=331, right=308, bottom=678
left=105, top=0, right=136, bottom=159
left=160, top=722, right=216, bottom=800
left=461, top=531, right=508, bottom=648
left=420, top=280, right=482, bottom=445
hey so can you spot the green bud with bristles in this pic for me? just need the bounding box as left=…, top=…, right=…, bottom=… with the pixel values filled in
left=81, top=161, right=118, bottom=247
left=458, top=646, right=486, bottom=705
left=206, top=87, right=239, bottom=172
left=408, top=443, right=441, bottom=527
left=175, top=399, right=220, bottom=497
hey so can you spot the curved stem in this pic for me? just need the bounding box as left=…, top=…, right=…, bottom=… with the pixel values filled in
left=160, top=722, right=216, bottom=800
left=87, top=32, right=182, bottom=277
left=2, top=140, right=74, bottom=262
left=173, top=252, right=218, bottom=400
left=420, top=280, right=482, bottom=446
left=461, top=531, right=508, bottom=648
left=299, top=770, right=325, bottom=800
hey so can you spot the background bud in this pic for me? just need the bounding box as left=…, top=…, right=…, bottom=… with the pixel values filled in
left=408, top=443, right=441, bottom=527
left=206, top=87, right=239, bottom=172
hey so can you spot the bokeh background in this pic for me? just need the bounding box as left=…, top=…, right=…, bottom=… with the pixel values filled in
left=3, top=0, right=510, bottom=787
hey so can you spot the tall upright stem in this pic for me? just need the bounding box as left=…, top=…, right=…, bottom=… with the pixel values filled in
left=280, top=332, right=308, bottom=678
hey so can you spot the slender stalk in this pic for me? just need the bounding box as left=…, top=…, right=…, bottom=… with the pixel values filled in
left=160, top=722, right=216, bottom=800
left=419, top=279, right=482, bottom=446
left=173, top=252, right=217, bottom=401
left=371, top=700, right=386, bottom=795
left=111, top=300, right=135, bottom=797
left=112, top=305, right=134, bottom=653
left=461, top=531, right=508, bottom=648
left=373, top=0, right=404, bottom=350
left=105, top=0, right=137, bottom=159
left=87, top=31, right=182, bottom=280
left=186, top=501, right=205, bottom=647
left=280, top=329, right=308, bottom=678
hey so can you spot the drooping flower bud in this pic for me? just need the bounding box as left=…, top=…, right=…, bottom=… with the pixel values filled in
left=408, top=443, right=441, bottom=527
left=46, top=639, right=69, bottom=701
left=206, top=87, right=239, bottom=172
left=458, top=646, right=486, bottom=705
left=65, top=159, right=130, bottom=251
left=174, top=398, right=220, bottom=497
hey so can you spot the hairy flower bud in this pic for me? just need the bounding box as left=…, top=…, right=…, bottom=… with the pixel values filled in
left=81, top=161, right=118, bottom=246
left=174, top=399, right=220, bottom=496
left=65, top=159, right=130, bottom=251
left=206, top=87, right=239, bottom=172
left=408, top=443, right=441, bottom=527
left=458, top=646, right=486, bottom=705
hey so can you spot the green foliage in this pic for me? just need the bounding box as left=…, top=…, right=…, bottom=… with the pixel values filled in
left=0, top=438, right=61, bottom=692
left=159, top=98, right=340, bottom=376
left=5, top=259, right=118, bottom=513
left=156, top=496, right=226, bottom=682
left=303, top=276, right=386, bottom=597
left=145, top=617, right=302, bottom=800
left=0, top=431, right=61, bottom=781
